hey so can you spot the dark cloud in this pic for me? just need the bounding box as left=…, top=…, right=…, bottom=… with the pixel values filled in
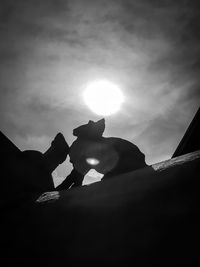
left=0, top=0, right=74, bottom=45
left=0, top=0, right=68, bottom=23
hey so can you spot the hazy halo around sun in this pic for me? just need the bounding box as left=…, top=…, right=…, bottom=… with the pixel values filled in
left=83, top=80, right=124, bottom=116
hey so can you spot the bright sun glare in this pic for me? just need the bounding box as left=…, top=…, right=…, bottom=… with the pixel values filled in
left=83, top=80, right=124, bottom=116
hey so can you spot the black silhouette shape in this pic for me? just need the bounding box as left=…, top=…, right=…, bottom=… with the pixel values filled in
left=22, top=132, right=69, bottom=192
left=56, top=168, right=83, bottom=190
left=1, top=131, right=69, bottom=208
left=58, top=119, right=147, bottom=189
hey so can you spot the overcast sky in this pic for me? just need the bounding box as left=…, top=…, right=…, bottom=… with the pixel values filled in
left=0, top=0, right=200, bottom=185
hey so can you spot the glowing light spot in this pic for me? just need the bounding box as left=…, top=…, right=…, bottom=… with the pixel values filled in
left=86, top=158, right=100, bottom=166
left=83, top=80, right=124, bottom=116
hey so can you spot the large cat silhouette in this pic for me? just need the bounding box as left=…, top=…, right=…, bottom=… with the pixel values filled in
left=57, top=119, right=147, bottom=189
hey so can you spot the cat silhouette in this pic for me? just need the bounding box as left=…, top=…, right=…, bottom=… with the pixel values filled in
left=57, top=119, right=147, bottom=189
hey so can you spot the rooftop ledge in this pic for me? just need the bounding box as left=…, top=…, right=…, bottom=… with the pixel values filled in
left=37, top=149, right=200, bottom=204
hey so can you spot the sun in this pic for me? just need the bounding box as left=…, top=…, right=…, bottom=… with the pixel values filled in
left=83, top=80, right=124, bottom=116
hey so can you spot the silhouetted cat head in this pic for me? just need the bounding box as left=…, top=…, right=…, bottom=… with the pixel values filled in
left=73, top=118, right=105, bottom=139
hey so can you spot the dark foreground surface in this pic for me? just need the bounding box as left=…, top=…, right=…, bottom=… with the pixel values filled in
left=1, top=150, right=200, bottom=266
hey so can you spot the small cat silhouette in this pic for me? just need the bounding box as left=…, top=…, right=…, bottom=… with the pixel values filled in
left=56, top=118, right=147, bottom=190
left=69, top=118, right=147, bottom=180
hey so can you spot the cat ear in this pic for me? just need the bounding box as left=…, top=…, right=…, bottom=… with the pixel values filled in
left=88, top=120, right=94, bottom=124
left=51, top=133, right=69, bottom=151
left=52, top=133, right=63, bottom=144
left=97, top=118, right=105, bottom=124
left=96, top=118, right=105, bottom=135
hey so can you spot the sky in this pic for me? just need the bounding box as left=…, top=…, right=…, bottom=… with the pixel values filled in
left=0, top=0, right=200, bottom=186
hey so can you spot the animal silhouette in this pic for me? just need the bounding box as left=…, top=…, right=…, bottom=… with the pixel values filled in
left=22, top=132, right=69, bottom=193
left=1, top=131, right=69, bottom=207
left=58, top=119, right=147, bottom=189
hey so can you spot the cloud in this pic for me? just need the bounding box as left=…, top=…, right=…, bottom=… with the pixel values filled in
left=16, top=134, right=51, bottom=152
left=0, top=0, right=200, bottom=180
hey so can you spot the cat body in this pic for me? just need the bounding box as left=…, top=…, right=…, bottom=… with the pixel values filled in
left=69, top=118, right=147, bottom=180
